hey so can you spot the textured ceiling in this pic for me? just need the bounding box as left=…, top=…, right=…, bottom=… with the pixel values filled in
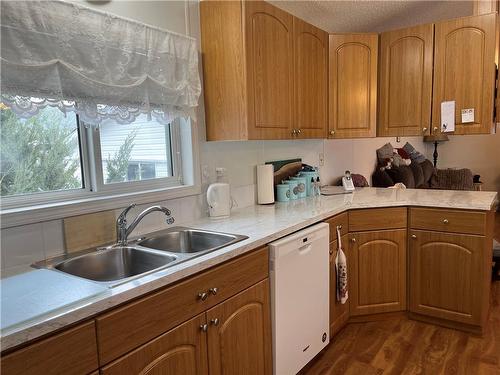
left=269, top=1, right=474, bottom=33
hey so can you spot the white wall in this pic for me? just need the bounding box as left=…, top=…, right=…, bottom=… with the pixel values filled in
left=4, top=0, right=494, bottom=277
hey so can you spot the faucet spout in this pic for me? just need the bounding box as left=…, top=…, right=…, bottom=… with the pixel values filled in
left=116, top=205, right=174, bottom=246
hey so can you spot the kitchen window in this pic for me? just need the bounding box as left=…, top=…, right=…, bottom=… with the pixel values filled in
left=0, top=102, right=193, bottom=212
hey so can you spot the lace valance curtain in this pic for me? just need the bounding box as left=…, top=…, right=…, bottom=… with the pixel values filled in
left=0, top=0, right=201, bottom=125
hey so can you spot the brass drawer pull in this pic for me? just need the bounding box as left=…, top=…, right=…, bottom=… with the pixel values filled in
left=351, top=238, right=356, bottom=243
left=411, top=234, right=417, bottom=239
left=209, top=287, right=218, bottom=296
left=443, top=219, right=449, bottom=224
left=198, top=292, right=208, bottom=301
left=200, top=324, right=208, bottom=332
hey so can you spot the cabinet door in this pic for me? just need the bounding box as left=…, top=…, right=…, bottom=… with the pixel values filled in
left=329, top=34, right=378, bottom=138
left=378, top=24, right=434, bottom=137
left=245, top=1, right=294, bottom=140
left=206, top=279, right=272, bottom=375
left=293, top=17, right=328, bottom=139
left=432, top=13, right=498, bottom=135
left=409, top=230, right=485, bottom=325
left=350, top=229, right=407, bottom=315
left=101, top=314, right=208, bottom=375
left=329, top=234, right=350, bottom=337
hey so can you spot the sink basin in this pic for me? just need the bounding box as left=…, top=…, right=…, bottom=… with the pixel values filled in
left=137, top=227, right=248, bottom=254
left=54, top=247, right=177, bottom=282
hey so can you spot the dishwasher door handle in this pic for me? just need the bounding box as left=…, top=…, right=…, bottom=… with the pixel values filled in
left=298, top=244, right=312, bottom=254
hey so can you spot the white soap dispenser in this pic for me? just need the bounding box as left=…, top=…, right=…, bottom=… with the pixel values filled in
left=207, top=168, right=231, bottom=218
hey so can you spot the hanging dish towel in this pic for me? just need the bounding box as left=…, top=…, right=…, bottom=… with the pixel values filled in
left=335, top=226, right=348, bottom=304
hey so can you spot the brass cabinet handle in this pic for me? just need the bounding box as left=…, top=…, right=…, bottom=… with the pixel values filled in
left=210, top=318, right=220, bottom=326
left=198, top=292, right=208, bottom=301
left=422, top=127, right=428, bottom=133
left=433, top=126, right=438, bottom=132
left=291, top=129, right=297, bottom=136
left=411, top=234, right=417, bottom=239
left=443, top=219, right=449, bottom=224
left=200, top=324, right=208, bottom=332
left=209, top=287, right=218, bottom=296
left=330, top=130, right=335, bottom=136
left=329, top=248, right=333, bottom=255
left=351, top=238, right=356, bottom=243
left=297, top=129, right=302, bottom=135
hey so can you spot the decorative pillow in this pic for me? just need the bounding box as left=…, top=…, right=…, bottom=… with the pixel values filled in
left=402, top=142, right=426, bottom=163
left=410, top=161, right=425, bottom=188
left=419, top=159, right=434, bottom=185
left=386, top=165, right=415, bottom=188
left=395, top=148, right=410, bottom=159
left=430, top=168, right=474, bottom=190
left=376, top=143, right=394, bottom=163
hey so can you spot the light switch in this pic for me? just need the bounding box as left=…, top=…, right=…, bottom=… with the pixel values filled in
left=461, top=108, right=474, bottom=123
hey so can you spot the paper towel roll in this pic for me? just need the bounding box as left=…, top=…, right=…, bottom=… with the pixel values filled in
left=257, top=164, right=274, bottom=204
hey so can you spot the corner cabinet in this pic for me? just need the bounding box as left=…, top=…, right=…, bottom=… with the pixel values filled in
left=432, top=13, right=498, bottom=135
left=200, top=0, right=328, bottom=141
left=378, top=24, right=434, bottom=137
left=328, top=34, right=378, bottom=139
left=349, top=229, right=407, bottom=315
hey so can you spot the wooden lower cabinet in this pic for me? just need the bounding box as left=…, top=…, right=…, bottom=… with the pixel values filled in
left=409, top=230, right=486, bottom=326
left=207, top=279, right=272, bottom=375
left=329, top=235, right=350, bottom=336
left=103, top=279, right=272, bottom=375
left=101, top=314, right=208, bottom=375
left=1, top=321, right=98, bottom=375
left=349, top=229, right=407, bottom=316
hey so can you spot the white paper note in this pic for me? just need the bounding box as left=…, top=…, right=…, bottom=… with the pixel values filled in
left=441, top=101, right=455, bottom=133
left=461, top=108, right=474, bottom=123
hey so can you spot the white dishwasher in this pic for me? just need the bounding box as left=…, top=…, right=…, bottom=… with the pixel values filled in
left=269, top=222, right=330, bottom=375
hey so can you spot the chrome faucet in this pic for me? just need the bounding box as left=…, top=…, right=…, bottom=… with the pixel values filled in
left=116, top=204, right=175, bottom=246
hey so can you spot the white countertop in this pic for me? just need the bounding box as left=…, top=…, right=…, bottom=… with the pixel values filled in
left=1, top=187, right=497, bottom=351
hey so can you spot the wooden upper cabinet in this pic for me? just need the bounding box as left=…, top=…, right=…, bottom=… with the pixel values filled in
left=293, top=17, right=328, bottom=138
left=206, top=279, right=272, bottom=375
left=245, top=1, right=294, bottom=140
left=378, top=24, right=434, bottom=137
left=432, top=13, right=498, bottom=135
left=349, top=229, right=407, bottom=316
left=101, top=314, right=208, bottom=375
left=329, top=34, right=378, bottom=139
left=201, top=1, right=329, bottom=140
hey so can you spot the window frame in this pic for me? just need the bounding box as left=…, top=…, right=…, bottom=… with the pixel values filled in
left=0, top=113, right=201, bottom=228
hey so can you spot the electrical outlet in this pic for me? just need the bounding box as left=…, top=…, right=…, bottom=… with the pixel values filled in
left=319, top=153, right=325, bottom=166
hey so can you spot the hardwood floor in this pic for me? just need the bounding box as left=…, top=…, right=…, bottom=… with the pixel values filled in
left=301, top=281, right=500, bottom=375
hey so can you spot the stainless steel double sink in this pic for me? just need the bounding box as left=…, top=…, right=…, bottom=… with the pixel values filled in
left=34, top=227, right=248, bottom=286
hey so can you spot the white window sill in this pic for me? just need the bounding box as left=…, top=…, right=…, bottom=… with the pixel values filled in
left=0, top=184, right=201, bottom=229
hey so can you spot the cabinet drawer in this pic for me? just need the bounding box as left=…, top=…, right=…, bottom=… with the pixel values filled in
left=349, top=207, right=407, bottom=232
left=1, top=321, right=98, bottom=375
left=410, top=208, right=486, bottom=235
left=96, top=247, right=269, bottom=365
left=325, top=212, right=348, bottom=242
